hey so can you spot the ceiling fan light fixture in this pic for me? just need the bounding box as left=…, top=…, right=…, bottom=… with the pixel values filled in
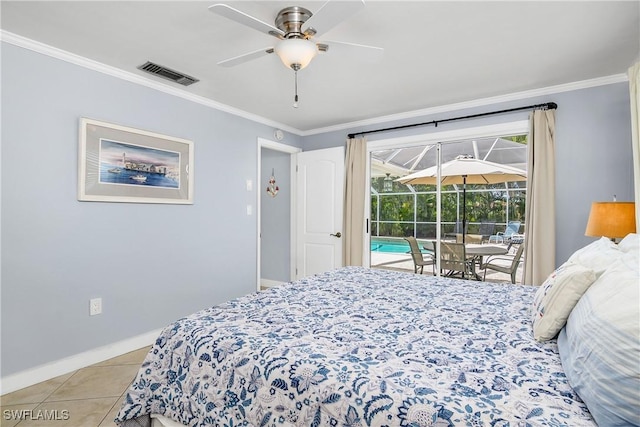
left=274, top=38, right=317, bottom=70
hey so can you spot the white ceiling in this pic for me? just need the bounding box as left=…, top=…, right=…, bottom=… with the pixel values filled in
left=2, top=1, right=638, bottom=134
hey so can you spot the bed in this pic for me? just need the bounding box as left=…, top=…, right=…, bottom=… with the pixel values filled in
left=116, top=235, right=639, bottom=427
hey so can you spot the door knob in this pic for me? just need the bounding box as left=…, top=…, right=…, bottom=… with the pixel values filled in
left=330, top=232, right=342, bottom=238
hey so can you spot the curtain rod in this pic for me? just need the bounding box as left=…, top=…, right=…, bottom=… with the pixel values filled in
left=347, top=102, right=557, bottom=139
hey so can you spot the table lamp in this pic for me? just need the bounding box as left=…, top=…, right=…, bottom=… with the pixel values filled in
left=585, top=201, right=636, bottom=241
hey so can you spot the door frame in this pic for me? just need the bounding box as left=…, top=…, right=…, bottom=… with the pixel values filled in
left=365, top=120, right=529, bottom=267
left=257, top=138, right=301, bottom=291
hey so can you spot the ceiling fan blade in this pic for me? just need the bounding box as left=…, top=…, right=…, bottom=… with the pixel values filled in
left=217, top=47, right=275, bottom=67
left=321, top=40, right=384, bottom=63
left=209, top=4, right=284, bottom=38
left=303, top=0, right=365, bottom=38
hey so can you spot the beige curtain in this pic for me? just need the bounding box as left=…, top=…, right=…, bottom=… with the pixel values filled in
left=523, top=109, right=557, bottom=285
left=629, top=62, right=640, bottom=227
left=343, top=137, right=367, bottom=266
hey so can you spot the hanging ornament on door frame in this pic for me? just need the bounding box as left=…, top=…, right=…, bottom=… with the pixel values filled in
left=266, top=168, right=279, bottom=197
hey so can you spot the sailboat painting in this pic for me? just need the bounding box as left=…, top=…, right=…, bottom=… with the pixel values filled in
left=79, top=118, right=193, bottom=204
left=99, top=139, right=180, bottom=189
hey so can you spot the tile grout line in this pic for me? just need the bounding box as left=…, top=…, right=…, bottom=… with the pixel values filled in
left=3, top=362, right=141, bottom=427
left=2, top=348, right=150, bottom=427
left=101, top=386, right=132, bottom=426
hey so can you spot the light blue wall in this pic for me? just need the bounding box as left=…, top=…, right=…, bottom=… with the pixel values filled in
left=261, top=148, right=291, bottom=282
left=0, top=43, right=302, bottom=376
left=302, top=82, right=635, bottom=266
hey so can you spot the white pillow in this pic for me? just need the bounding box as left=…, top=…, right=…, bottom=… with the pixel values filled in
left=618, top=250, right=640, bottom=273
left=618, top=233, right=639, bottom=254
left=567, top=236, right=621, bottom=275
left=531, top=262, right=597, bottom=341
left=557, top=261, right=640, bottom=426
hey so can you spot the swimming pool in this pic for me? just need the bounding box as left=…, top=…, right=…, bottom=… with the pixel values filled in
left=370, top=238, right=410, bottom=253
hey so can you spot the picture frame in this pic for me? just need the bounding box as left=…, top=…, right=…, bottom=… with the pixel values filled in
left=78, top=118, right=194, bottom=204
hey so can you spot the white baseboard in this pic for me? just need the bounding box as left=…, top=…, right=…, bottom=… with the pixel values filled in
left=0, top=328, right=162, bottom=395
left=260, top=278, right=285, bottom=288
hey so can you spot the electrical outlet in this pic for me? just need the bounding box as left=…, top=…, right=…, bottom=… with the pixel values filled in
left=89, top=298, right=102, bottom=316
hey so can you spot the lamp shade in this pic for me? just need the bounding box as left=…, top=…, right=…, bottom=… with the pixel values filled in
left=585, top=202, right=636, bottom=239
left=274, top=38, right=317, bottom=70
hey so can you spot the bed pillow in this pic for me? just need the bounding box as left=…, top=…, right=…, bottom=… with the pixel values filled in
left=557, top=260, right=640, bottom=426
left=618, top=233, right=639, bottom=254
left=619, top=249, right=639, bottom=273
left=531, top=262, right=596, bottom=341
left=567, top=236, right=620, bottom=274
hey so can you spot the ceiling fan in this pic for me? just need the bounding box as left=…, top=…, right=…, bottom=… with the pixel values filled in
left=209, top=1, right=383, bottom=107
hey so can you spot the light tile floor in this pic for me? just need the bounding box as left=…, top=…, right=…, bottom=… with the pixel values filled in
left=0, top=347, right=150, bottom=427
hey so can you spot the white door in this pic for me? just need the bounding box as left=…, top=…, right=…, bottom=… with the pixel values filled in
left=295, top=146, right=345, bottom=279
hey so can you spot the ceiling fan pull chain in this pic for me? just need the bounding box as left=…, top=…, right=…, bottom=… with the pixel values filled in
left=293, top=68, right=299, bottom=108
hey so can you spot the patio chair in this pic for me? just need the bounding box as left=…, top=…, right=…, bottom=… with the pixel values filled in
left=440, top=242, right=473, bottom=279
left=488, top=221, right=521, bottom=244
left=422, top=240, right=437, bottom=275
left=480, top=243, right=525, bottom=284
left=478, top=221, right=496, bottom=243
left=444, top=221, right=469, bottom=241
left=508, top=228, right=525, bottom=245
left=453, top=221, right=468, bottom=234
left=404, top=237, right=434, bottom=275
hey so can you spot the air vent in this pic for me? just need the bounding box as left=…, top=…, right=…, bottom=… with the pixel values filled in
left=137, top=61, right=199, bottom=86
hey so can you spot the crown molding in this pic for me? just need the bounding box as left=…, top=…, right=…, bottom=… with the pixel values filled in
left=301, top=73, right=629, bottom=136
left=0, top=30, right=301, bottom=135
left=2, top=30, right=628, bottom=138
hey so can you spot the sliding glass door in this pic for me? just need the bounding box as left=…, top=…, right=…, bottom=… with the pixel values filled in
left=366, top=123, right=529, bottom=276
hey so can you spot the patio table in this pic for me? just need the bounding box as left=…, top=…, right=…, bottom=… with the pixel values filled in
left=465, top=244, right=509, bottom=280
left=424, top=243, right=508, bottom=280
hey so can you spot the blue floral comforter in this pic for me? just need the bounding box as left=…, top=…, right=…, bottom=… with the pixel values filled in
left=116, top=267, right=595, bottom=427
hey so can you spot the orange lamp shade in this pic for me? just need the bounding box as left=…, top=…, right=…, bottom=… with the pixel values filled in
left=585, top=202, right=636, bottom=239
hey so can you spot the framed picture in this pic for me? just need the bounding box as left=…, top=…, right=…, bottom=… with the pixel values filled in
left=78, top=118, right=193, bottom=204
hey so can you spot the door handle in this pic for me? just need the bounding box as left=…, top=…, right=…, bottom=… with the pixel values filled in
left=330, top=232, right=342, bottom=238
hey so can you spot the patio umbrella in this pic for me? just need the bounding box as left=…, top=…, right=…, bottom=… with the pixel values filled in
left=397, top=155, right=527, bottom=243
